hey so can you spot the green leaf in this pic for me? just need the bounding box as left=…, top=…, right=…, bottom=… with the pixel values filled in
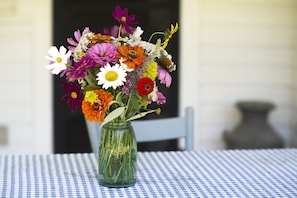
left=108, top=100, right=122, bottom=107
left=115, top=92, right=123, bottom=102
left=130, top=95, right=142, bottom=110
left=125, top=109, right=157, bottom=122
left=101, top=106, right=126, bottom=128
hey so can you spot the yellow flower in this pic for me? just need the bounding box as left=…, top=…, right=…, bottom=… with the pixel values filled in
left=77, top=52, right=86, bottom=60
left=156, top=108, right=161, bottom=115
left=162, top=23, right=179, bottom=49
left=84, top=91, right=99, bottom=104
left=143, top=60, right=158, bottom=79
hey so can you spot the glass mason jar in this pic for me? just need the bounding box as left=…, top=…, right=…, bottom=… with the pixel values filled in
left=98, top=121, right=137, bottom=187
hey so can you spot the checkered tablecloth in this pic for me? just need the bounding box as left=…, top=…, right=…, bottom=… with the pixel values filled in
left=1, top=149, right=296, bottom=197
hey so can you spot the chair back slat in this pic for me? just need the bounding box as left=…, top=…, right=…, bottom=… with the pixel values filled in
left=85, top=106, right=194, bottom=154
left=133, top=117, right=186, bottom=142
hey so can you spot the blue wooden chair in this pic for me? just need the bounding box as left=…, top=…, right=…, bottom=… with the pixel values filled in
left=85, top=106, right=194, bottom=156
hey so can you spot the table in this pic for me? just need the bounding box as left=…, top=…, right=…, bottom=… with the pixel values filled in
left=1, top=149, right=296, bottom=197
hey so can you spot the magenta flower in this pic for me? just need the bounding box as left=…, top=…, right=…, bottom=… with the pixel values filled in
left=88, top=43, right=117, bottom=66
left=61, top=82, right=84, bottom=112
left=67, top=27, right=90, bottom=52
left=66, top=56, right=96, bottom=82
left=157, top=66, right=172, bottom=87
left=112, top=5, right=138, bottom=34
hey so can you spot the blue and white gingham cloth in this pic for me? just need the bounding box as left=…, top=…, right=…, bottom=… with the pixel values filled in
left=1, top=149, right=296, bottom=197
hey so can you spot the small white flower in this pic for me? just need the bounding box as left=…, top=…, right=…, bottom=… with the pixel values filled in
left=96, top=63, right=127, bottom=89
left=74, top=32, right=94, bottom=61
left=46, top=46, right=71, bottom=75
left=138, top=41, right=156, bottom=56
left=148, top=83, right=158, bottom=102
left=119, top=58, right=134, bottom=72
left=130, top=26, right=143, bottom=43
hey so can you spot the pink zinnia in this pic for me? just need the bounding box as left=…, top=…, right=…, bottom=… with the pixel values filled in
left=87, top=43, right=117, bottom=66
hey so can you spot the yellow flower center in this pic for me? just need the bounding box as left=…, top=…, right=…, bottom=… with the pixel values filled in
left=77, top=52, right=86, bottom=59
left=121, top=16, right=126, bottom=22
left=128, top=50, right=137, bottom=59
left=56, top=57, right=62, bottom=63
left=105, top=71, right=118, bottom=82
left=71, top=92, right=77, bottom=99
left=92, top=102, right=101, bottom=111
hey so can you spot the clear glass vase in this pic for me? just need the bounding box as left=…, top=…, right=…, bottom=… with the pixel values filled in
left=98, top=121, right=137, bottom=187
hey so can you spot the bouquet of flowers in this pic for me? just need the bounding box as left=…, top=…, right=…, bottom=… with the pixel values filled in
left=46, top=5, right=178, bottom=126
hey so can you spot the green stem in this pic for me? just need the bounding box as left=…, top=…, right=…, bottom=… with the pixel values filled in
left=116, top=24, right=123, bottom=46
left=85, top=71, right=98, bottom=88
left=124, top=94, right=132, bottom=121
left=99, top=123, right=136, bottom=186
left=148, top=32, right=165, bottom=43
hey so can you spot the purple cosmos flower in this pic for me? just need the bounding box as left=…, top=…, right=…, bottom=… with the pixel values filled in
left=104, top=25, right=119, bottom=37
left=112, top=5, right=138, bottom=34
left=104, top=25, right=129, bottom=37
left=66, top=56, right=96, bottom=82
left=67, top=27, right=90, bottom=52
left=87, top=43, right=117, bottom=66
left=157, top=66, right=172, bottom=87
left=61, top=82, right=84, bottom=112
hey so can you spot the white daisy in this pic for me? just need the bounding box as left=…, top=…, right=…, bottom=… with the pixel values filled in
left=46, top=46, right=71, bottom=75
left=96, top=63, right=127, bottom=90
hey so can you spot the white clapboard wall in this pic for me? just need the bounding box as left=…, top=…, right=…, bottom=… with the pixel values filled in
left=0, top=0, right=52, bottom=154
left=181, top=0, right=297, bottom=150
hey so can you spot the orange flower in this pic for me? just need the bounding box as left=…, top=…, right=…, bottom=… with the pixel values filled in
left=89, top=33, right=111, bottom=44
left=116, top=45, right=147, bottom=69
left=82, top=89, right=114, bottom=122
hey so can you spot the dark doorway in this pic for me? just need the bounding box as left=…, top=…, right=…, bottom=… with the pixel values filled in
left=53, top=0, right=180, bottom=153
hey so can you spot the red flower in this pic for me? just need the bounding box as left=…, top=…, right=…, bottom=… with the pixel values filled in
left=137, top=77, right=154, bottom=96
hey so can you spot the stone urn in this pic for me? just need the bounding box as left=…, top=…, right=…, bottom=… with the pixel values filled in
left=224, top=101, right=284, bottom=149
